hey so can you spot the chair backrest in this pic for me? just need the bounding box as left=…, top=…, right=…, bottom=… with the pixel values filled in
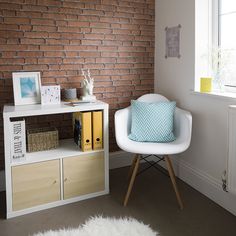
left=137, top=93, right=169, bottom=103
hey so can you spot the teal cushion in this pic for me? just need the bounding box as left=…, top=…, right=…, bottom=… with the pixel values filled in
left=128, top=100, right=176, bottom=142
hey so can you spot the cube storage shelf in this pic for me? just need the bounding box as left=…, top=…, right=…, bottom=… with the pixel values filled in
left=3, top=101, right=109, bottom=219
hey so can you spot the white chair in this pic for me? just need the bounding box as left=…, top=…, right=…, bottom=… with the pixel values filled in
left=115, top=94, right=192, bottom=209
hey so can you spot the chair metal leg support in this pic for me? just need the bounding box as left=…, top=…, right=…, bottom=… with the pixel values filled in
left=137, top=155, right=168, bottom=177
left=165, top=155, right=184, bottom=210
left=123, top=155, right=140, bottom=206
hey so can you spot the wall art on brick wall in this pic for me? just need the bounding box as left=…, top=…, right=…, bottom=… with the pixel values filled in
left=12, top=72, right=41, bottom=106
left=165, top=24, right=181, bottom=58
left=41, top=85, right=61, bottom=105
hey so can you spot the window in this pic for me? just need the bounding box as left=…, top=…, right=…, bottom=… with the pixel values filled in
left=214, top=0, right=236, bottom=89
left=195, top=0, right=236, bottom=94
left=218, top=0, right=236, bottom=87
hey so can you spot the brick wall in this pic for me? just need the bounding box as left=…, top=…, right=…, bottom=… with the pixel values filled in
left=0, top=0, right=155, bottom=170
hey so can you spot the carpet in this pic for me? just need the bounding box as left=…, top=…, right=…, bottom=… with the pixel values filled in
left=33, top=216, right=158, bottom=236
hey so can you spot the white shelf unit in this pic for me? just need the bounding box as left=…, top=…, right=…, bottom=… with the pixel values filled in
left=3, top=101, right=109, bottom=219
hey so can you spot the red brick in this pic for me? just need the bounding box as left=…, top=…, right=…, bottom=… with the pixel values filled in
left=58, top=26, right=81, bottom=33
left=100, top=17, right=119, bottom=23
left=16, top=11, right=41, bottom=18
left=60, top=33, right=83, bottom=39
left=1, top=44, right=28, bottom=51
left=37, top=0, right=62, bottom=6
left=25, top=58, right=37, bottom=64
left=81, top=39, right=101, bottom=45
left=2, top=9, right=16, bottom=17
left=90, top=22, right=110, bottom=28
left=21, top=38, right=45, bottom=45
left=97, top=46, right=117, bottom=51
left=82, top=9, right=104, bottom=16
left=63, top=58, right=84, bottom=64
left=20, top=25, right=32, bottom=31
left=43, top=51, right=64, bottom=57
left=64, top=51, right=78, bottom=57
left=24, top=32, right=48, bottom=38
left=23, top=64, right=48, bottom=70
left=40, top=45, right=63, bottom=51
left=0, top=24, right=18, bottom=30
left=33, top=25, right=57, bottom=32
left=31, top=19, right=55, bottom=26
left=46, top=39, right=69, bottom=45
left=22, top=4, right=47, bottom=12
left=1, top=51, right=17, bottom=58
left=42, top=13, right=66, bottom=20
left=63, top=1, right=84, bottom=8
left=0, top=58, right=24, bottom=64
left=79, top=52, right=101, bottom=57
left=55, top=20, right=67, bottom=26
left=0, top=3, right=21, bottom=10
left=6, top=38, right=19, bottom=44
left=101, top=52, right=118, bottom=57
left=0, top=65, right=22, bottom=71
left=38, top=58, right=62, bottom=64
left=4, top=17, right=30, bottom=24
left=67, top=21, right=89, bottom=27
left=96, top=58, right=116, bottom=63
left=92, top=28, right=112, bottom=34
left=64, top=45, right=96, bottom=51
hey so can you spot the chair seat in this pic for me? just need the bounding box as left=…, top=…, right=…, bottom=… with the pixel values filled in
left=116, top=134, right=190, bottom=155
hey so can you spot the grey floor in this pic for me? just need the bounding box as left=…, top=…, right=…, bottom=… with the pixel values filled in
left=0, top=165, right=236, bottom=236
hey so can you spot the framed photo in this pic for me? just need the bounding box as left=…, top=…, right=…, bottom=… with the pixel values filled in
left=41, top=85, right=61, bottom=105
left=12, top=72, right=41, bottom=106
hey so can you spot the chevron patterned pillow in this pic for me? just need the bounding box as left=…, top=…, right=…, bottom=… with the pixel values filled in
left=128, top=100, right=176, bottom=142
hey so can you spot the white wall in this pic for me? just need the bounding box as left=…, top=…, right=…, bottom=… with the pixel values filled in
left=155, top=0, right=236, bottom=215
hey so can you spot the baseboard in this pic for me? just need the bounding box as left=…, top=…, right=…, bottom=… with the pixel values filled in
left=176, top=157, right=236, bottom=216
left=109, top=151, right=133, bottom=169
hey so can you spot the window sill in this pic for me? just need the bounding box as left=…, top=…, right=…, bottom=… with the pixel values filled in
left=191, top=90, right=236, bottom=101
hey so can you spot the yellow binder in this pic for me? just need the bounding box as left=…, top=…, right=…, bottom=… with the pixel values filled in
left=81, top=112, right=92, bottom=151
left=92, top=111, right=103, bottom=150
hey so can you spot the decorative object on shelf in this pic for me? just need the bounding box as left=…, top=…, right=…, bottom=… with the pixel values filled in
left=81, top=69, right=96, bottom=101
left=12, top=72, right=41, bottom=106
left=41, top=85, right=61, bottom=105
left=64, top=88, right=78, bottom=102
left=165, top=24, right=181, bottom=59
left=27, top=127, right=59, bottom=152
left=10, top=120, right=26, bottom=162
left=200, top=77, right=212, bottom=93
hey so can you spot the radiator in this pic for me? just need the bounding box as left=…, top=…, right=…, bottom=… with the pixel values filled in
left=228, top=105, right=236, bottom=194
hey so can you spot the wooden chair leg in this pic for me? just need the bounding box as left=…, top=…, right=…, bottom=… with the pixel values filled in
left=127, top=154, right=138, bottom=180
left=123, top=155, right=140, bottom=206
left=165, top=155, right=184, bottom=210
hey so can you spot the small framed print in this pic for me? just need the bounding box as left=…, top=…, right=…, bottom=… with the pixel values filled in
left=12, top=72, right=41, bottom=106
left=41, top=85, right=61, bottom=105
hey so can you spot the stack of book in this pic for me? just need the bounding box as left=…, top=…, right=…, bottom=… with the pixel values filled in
left=73, top=111, right=103, bottom=151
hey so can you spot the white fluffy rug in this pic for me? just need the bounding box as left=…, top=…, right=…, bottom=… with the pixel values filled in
left=33, top=216, right=158, bottom=236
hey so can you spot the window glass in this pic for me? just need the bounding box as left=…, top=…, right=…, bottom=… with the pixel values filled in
left=220, top=14, right=236, bottom=49
left=218, top=0, right=236, bottom=87
left=220, top=0, right=236, bottom=14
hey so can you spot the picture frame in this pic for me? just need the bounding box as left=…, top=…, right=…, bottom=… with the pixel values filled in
left=41, top=85, right=61, bottom=105
left=12, top=72, right=41, bottom=106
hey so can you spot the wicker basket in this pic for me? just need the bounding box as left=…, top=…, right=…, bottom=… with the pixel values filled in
left=27, top=127, right=59, bottom=152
